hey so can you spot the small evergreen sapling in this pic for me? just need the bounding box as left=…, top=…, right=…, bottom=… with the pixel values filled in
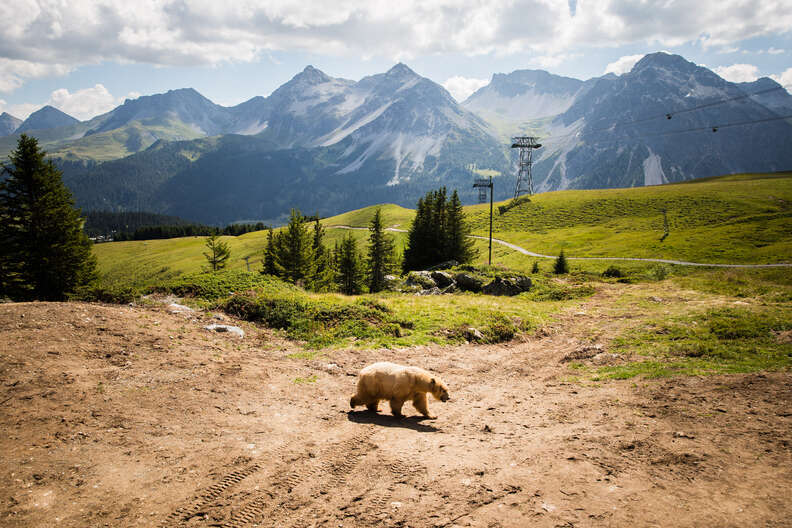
left=553, top=250, right=569, bottom=275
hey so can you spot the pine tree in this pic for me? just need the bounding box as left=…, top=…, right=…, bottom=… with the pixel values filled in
left=274, top=209, right=314, bottom=284
left=531, top=261, right=540, bottom=274
left=308, top=218, right=334, bottom=291
left=203, top=234, right=231, bottom=271
left=553, top=250, right=569, bottom=275
left=367, top=208, right=398, bottom=292
left=403, top=187, right=475, bottom=272
left=444, top=190, right=477, bottom=265
left=336, top=233, right=363, bottom=295
left=261, top=228, right=277, bottom=276
left=0, top=134, right=97, bottom=300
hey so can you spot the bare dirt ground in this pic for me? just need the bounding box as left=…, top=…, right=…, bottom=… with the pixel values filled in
left=1, top=294, right=790, bottom=527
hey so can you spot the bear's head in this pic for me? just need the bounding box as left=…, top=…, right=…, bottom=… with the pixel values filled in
left=430, top=378, right=450, bottom=402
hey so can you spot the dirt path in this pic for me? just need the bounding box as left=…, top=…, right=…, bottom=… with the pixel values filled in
left=1, top=299, right=790, bottom=527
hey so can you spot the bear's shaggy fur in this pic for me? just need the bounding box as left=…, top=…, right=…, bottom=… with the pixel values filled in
left=350, top=361, right=450, bottom=419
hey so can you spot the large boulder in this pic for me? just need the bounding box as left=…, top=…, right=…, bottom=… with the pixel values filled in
left=430, top=271, right=455, bottom=288
left=454, top=273, right=484, bottom=292
left=406, top=271, right=436, bottom=289
left=482, top=276, right=532, bottom=296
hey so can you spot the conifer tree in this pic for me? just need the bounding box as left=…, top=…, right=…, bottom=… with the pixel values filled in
left=366, top=208, right=398, bottom=292
left=203, top=234, right=231, bottom=271
left=554, top=250, right=569, bottom=275
left=336, top=233, right=363, bottom=295
left=444, top=190, right=477, bottom=265
left=0, top=134, right=97, bottom=300
left=403, top=187, right=476, bottom=272
left=274, top=209, right=314, bottom=284
left=308, top=217, right=334, bottom=291
left=262, top=228, right=277, bottom=276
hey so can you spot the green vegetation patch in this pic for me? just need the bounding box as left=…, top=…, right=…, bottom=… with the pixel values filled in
left=598, top=306, right=792, bottom=380
left=150, top=270, right=300, bottom=301
left=219, top=291, right=411, bottom=348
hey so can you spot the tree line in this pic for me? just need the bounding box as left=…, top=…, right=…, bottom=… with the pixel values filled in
left=84, top=210, right=270, bottom=241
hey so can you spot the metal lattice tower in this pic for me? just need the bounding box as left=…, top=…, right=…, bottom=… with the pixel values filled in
left=511, top=136, right=542, bottom=199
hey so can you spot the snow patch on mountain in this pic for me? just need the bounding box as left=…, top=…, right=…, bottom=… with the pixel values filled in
left=642, top=149, right=667, bottom=186
left=236, top=120, right=269, bottom=135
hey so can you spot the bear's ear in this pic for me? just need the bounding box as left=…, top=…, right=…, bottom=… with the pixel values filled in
left=430, top=378, right=436, bottom=386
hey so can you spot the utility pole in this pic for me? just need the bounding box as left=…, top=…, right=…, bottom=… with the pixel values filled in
left=473, top=170, right=494, bottom=265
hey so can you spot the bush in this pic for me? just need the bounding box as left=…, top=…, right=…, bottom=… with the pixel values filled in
left=531, top=261, right=540, bottom=274
left=218, top=292, right=411, bottom=348
left=647, top=264, right=670, bottom=281
left=72, top=283, right=138, bottom=304
left=602, top=265, right=624, bottom=278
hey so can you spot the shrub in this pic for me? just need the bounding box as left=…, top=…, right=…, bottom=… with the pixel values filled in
left=602, top=265, right=624, bottom=278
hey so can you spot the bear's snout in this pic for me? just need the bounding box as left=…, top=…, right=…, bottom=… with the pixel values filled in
left=440, top=394, right=449, bottom=402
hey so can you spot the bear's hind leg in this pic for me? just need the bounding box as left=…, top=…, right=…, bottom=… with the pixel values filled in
left=389, top=398, right=405, bottom=418
left=412, top=393, right=436, bottom=419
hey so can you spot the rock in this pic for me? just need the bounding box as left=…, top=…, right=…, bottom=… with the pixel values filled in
left=513, top=275, right=532, bottom=292
left=167, top=303, right=194, bottom=314
left=482, top=277, right=519, bottom=296
left=465, top=327, right=485, bottom=342
left=454, top=273, right=483, bottom=292
left=430, top=271, right=454, bottom=288
left=406, top=271, right=436, bottom=289
left=560, top=344, right=604, bottom=362
left=203, top=324, right=245, bottom=338
left=416, top=287, right=442, bottom=296
left=383, top=275, right=402, bottom=290
left=441, top=283, right=458, bottom=294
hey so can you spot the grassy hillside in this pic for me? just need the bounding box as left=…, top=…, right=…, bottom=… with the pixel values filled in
left=93, top=172, right=791, bottom=288
left=467, top=171, right=792, bottom=265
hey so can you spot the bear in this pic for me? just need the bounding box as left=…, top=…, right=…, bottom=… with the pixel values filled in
left=350, top=361, right=450, bottom=419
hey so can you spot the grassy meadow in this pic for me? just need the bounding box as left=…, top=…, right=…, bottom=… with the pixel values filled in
left=89, top=172, right=792, bottom=376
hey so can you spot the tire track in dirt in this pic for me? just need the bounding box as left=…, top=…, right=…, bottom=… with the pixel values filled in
left=163, top=463, right=263, bottom=526
left=222, top=428, right=377, bottom=527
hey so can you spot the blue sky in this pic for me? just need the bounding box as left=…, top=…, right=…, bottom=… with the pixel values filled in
left=1, top=0, right=791, bottom=120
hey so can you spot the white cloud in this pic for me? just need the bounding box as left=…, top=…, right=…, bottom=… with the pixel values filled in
left=0, top=58, right=72, bottom=93
left=48, top=84, right=125, bottom=120
left=442, top=76, right=489, bottom=102
left=767, top=47, right=786, bottom=55
left=1, top=1, right=792, bottom=90
left=604, top=54, right=644, bottom=75
left=713, top=63, right=760, bottom=83
left=5, top=85, right=140, bottom=120
left=770, top=67, right=792, bottom=92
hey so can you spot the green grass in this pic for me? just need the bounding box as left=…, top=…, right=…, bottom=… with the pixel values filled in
left=592, top=305, right=792, bottom=380
left=217, top=282, right=563, bottom=350
left=467, top=172, right=792, bottom=266
left=93, top=172, right=792, bottom=290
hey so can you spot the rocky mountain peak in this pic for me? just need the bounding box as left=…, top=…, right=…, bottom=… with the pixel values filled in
left=16, top=105, right=80, bottom=133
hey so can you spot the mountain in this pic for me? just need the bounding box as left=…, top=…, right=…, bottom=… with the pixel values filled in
left=0, top=112, right=22, bottom=136
left=11, top=54, right=792, bottom=224
left=463, top=70, right=585, bottom=132
left=737, top=77, right=792, bottom=114
left=55, top=64, right=507, bottom=224
left=16, top=105, right=80, bottom=133
left=526, top=53, right=792, bottom=191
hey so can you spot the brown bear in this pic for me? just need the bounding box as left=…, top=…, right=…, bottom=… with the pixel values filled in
left=350, top=361, right=450, bottom=419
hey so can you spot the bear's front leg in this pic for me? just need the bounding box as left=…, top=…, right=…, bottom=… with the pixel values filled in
left=412, top=393, right=436, bottom=419
left=366, top=399, right=380, bottom=412
left=389, top=398, right=405, bottom=418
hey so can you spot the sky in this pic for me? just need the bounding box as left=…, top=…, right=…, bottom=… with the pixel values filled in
left=1, top=0, right=791, bottom=121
